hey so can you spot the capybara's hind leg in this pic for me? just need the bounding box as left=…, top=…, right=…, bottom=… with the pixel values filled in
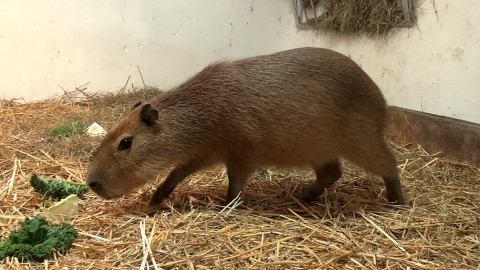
left=383, top=174, right=405, bottom=205
left=345, top=139, right=405, bottom=205
left=298, top=158, right=342, bottom=202
left=223, top=163, right=255, bottom=206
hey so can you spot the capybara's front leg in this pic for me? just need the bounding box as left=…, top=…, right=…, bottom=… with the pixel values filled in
left=146, top=159, right=207, bottom=213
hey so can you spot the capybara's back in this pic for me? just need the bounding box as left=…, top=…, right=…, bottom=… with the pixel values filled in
left=86, top=47, right=405, bottom=211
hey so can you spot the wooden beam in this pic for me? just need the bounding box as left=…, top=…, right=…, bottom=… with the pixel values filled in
left=386, top=106, right=480, bottom=167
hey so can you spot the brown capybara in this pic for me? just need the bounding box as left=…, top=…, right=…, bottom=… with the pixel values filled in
left=86, top=47, right=406, bottom=212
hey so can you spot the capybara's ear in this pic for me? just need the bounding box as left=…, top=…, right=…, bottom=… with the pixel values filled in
left=140, top=104, right=158, bottom=126
left=131, top=100, right=142, bottom=110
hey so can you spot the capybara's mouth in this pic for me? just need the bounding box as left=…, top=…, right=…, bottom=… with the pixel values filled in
left=90, top=189, right=121, bottom=200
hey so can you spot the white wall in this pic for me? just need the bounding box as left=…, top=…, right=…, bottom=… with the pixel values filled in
left=1, top=0, right=479, bottom=124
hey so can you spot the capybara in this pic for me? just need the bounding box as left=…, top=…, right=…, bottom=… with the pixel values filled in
left=86, top=47, right=406, bottom=211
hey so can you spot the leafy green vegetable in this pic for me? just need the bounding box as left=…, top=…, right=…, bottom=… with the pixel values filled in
left=30, top=174, right=88, bottom=200
left=257, top=168, right=270, bottom=176
left=51, top=120, right=85, bottom=137
left=0, top=215, right=78, bottom=262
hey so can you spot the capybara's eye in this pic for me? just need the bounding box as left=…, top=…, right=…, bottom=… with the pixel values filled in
left=118, top=136, right=133, bottom=151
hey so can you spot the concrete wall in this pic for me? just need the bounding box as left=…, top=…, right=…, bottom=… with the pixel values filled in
left=1, top=0, right=479, bottom=124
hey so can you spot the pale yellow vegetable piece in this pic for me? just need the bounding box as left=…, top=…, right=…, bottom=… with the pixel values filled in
left=39, top=194, right=79, bottom=223
left=86, top=122, right=107, bottom=137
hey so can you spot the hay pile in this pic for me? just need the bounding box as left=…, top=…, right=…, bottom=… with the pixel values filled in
left=300, top=0, right=416, bottom=36
left=1, top=88, right=479, bottom=269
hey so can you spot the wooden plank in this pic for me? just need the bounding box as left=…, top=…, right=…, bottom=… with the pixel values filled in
left=385, top=106, right=480, bottom=167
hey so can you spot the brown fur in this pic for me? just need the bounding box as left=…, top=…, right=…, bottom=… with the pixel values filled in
left=86, top=47, right=406, bottom=211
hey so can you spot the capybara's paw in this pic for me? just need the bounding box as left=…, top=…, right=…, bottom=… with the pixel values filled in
left=386, top=200, right=409, bottom=209
left=144, top=201, right=166, bottom=215
left=293, top=190, right=318, bottom=204
left=215, top=199, right=245, bottom=212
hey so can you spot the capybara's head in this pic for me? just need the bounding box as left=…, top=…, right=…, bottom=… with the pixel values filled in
left=86, top=101, right=167, bottom=199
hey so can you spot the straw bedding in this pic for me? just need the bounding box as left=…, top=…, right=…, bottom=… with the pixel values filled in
left=1, top=88, right=479, bottom=269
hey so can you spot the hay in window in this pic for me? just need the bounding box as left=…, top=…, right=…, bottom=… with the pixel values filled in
left=301, top=0, right=416, bottom=36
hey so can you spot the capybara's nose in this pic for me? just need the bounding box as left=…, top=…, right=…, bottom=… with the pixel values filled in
left=88, top=180, right=99, bottom=189
left=86, top=173, right=103, bottom=192
left=87, top=179, right=104, bottom=195
left=85, top=169, right=114, bottom=199
left=86, top=179, right=111, bottom=199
